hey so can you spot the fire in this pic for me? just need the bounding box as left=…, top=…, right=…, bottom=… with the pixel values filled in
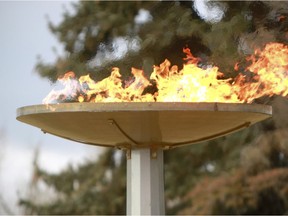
left=235, top=42, right=288, bottom=103
left=43, top=42, right=288, bottom=104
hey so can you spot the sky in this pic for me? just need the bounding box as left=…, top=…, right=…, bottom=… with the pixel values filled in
left=0, top=1, right=101, bottom=213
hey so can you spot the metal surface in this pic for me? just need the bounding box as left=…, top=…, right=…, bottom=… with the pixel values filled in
left=16, top=102, right=272, bottom=149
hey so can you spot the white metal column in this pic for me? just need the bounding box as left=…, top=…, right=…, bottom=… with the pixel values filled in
left=127, top=148, right=165, bottom=215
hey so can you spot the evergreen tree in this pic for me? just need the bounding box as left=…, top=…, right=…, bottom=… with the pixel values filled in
left=20, top=1, right=288, bottom=214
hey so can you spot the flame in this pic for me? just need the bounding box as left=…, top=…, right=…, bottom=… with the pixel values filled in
left=42, top=71, right=80, bottom=104
left=43, top=42, right=288, bottom=104
left=236, top=42, right=288, bottom=103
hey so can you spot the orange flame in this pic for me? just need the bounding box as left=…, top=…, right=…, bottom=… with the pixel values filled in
left=236, top=42, right=288, bottom=103
left=43, top=42, right=288, bottom=104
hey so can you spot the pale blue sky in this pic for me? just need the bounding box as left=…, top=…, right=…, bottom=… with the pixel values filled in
left=0, top=1, right=100, bottom=213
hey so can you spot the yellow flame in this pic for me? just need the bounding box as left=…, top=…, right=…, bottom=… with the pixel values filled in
left=43, top=42, right=288, bottom=104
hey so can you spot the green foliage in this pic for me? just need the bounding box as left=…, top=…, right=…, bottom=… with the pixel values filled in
left=20, top=149, right=127, bottom=215
left=180, top=168, right=288, bottom=215
left=20, top=1, right=288, bottom=215
left=36, top=1, right=288, bottom=82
